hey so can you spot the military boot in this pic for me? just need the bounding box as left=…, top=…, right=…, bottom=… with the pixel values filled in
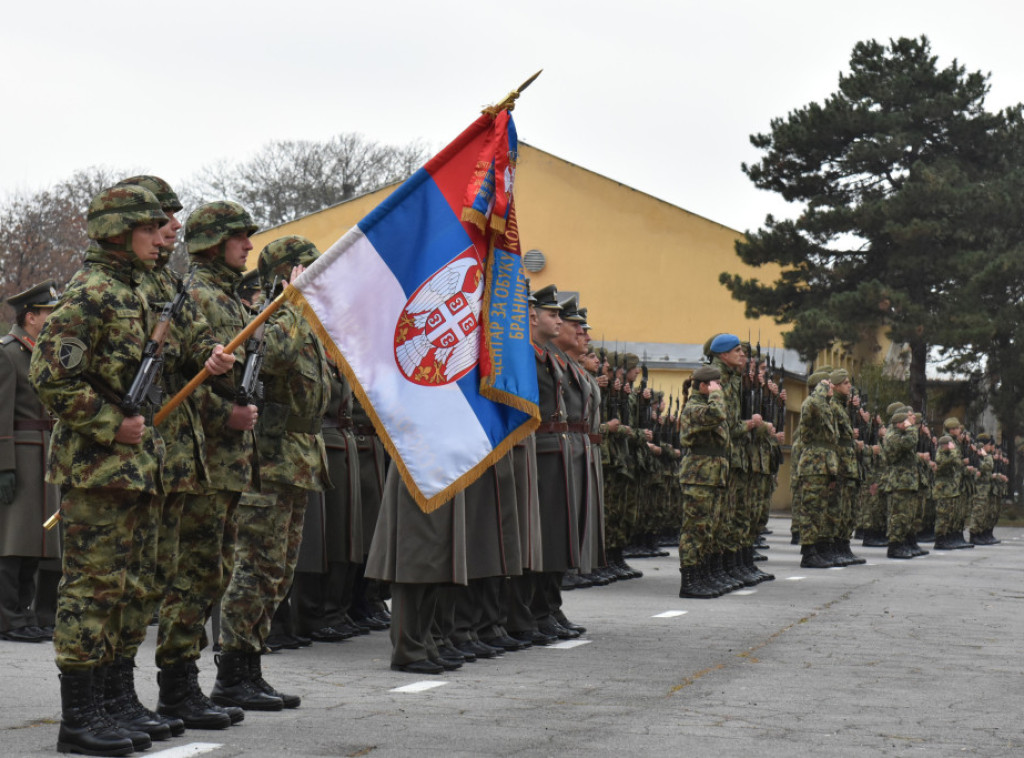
left=933, top=533, right=955, bottom=550
left=698, top=558, right=723, bottom=596
left=908, top=536, right=928, bottom=556
left=985, top=529, right=1001, bottom=544
left=157, top=662, right=234, bottom=729
left=816, top=541, right=843, bottom=567
left=800, top=544, right=832, bottom=569
left=862, top=529, right=889, bottom=547
left=950, top=531, right=974, bottom=549
left=211, top=652, right=283, bottom=711
left=725, top=551, right=758, bottom=587
left=248, top=652, right=300, bottom=708
left=709, top=553, right=739, bottom=593
left=94, top=664, right=151, bottom=752
left=887, top=541, right=914, bottom=559
left=104, top=656, right=176, bottom=740
left=745, top=547, right=774, bottom=582
left=838, top=540, right=866, bottom=565
left=57, top=669, right=135, bottom=757
left=678, top=566, right=718, bottom=599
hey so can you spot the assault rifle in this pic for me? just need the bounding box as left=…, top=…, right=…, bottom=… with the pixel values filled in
left=638, top=356, right=652, bottom=429
left=122, top=269, right=196, bottom=417
left=236, top=277, right=278, bottom=407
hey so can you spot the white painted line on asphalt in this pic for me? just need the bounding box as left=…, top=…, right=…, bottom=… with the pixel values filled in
left=652, top=610, right=688, bottom=618
left=732, top=589, right=756, bottom=595
left=148, top=743, right=223, bottom=758
left=391, top=680, right=449, bottom=693
left=829, top=566, right=845, bottom=570
left=785, top=576, right=805, bottom=581
left=547, top=639, right=592, bottom=649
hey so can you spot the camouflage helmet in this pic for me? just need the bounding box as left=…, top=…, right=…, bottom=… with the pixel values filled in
left=117, top=175, right=182, bottom=213
left=258, top=235, right=320, bottom=284
left=185, top=201, right=258, bottom=254
left=86, top=184, right=168, bottom=242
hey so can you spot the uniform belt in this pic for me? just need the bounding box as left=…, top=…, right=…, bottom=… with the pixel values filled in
left=689, top=446, right=728, bottom=458
left=14, top=419, right=53, bottom=432
left=839, top=439, right=856, bottom=449
left=589, top=433, right=603, bottom=444
left=537, top=422, right=568, bottom=434
left=567, top=423, right=589, bottom=434
left=321, top=418, right=340, bottom=429
left=285, top=417, right=322, bottom=434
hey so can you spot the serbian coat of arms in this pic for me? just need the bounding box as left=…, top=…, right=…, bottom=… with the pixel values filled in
left=394, top=248, right=484, bottom=386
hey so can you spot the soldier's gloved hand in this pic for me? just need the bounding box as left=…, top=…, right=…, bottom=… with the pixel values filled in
left=0, top=470, right=16, bottom=505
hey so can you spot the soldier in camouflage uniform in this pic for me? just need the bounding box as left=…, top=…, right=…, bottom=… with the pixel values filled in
left=968, top=434, right=997, bottom=545
left=932, top=435, right=971, bottom=550
left=796, top=371, right=839, bottom=568
left=708, top=334, right=762, bottom=587
left=676, top=366, right=729, bottom=598
left=884, top=409, right=922, bottom=559
left=156, top=200, right=261, bottom=730
left=828, top=369, right=866, bottom=566
left=215, top=235, right=330, bottom=711
left=104, top=176, right=221, bottom=742
left=30, top=185, right=235, bottom=756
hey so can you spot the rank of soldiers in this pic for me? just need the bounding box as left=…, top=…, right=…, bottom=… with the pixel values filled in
left=0, top=178, right=1011, bottom=757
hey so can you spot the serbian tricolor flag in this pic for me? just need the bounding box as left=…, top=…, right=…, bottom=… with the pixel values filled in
left=283, top=109, right=539, bottom=513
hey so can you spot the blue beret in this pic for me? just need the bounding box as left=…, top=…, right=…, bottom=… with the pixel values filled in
left=709, top=333, right=740, bottom=353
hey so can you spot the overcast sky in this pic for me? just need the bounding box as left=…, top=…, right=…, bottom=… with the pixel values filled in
left=4, top=1, right=1024, bottom=233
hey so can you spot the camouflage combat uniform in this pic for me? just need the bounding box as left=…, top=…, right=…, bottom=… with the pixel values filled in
left=677, top=387, right=729, bottom=568
left=220, top=240, right=330, bottom=655
left=30, top=242, right=167, bottom=672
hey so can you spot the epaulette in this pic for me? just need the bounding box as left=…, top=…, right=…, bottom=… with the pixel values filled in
left=0, top=334, right=15, bottom=346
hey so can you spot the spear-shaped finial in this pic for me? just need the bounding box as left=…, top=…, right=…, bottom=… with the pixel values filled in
left=485, top=70, right=543, bottom=115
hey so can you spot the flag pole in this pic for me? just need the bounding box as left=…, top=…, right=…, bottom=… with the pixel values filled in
left=153, top=289, right=288, bottom=427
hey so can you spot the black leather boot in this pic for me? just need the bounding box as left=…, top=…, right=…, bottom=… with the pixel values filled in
left=94, top=664, right=151, bottom=752
left=712, top=553, right=743, bottom=592
left=745, top=546, right=774, bottom=582
left=800, top=544, right=831, bottom=569
left=157, top=661, right=234, bottom=729
left=862, top=529, right=889, bottom=547
left=726, top=551, right=758, bottom=587
left=211, top=652, right=283, bottom=711
left=678, top=565, right=717, bottom=599
left=698, top=559, right=723, bottom=596
left=57, top=669, right=135, bottom=757
left=249, top=653, right=300, bottom=708
left=887, top=541, right=914, bottom=559
left=105, top=656, right=176, bottom=740
left=838, top=540, right=866, bottom=565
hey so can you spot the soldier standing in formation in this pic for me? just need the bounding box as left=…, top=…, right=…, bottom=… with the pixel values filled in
left=0, top=281, right=60, bottom=643
left=30, top=184, right=236, bottom=756
left=155, top=201, right=260, bottom=730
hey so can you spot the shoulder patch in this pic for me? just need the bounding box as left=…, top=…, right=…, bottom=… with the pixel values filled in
left=58, top=337, right=87, bottom=370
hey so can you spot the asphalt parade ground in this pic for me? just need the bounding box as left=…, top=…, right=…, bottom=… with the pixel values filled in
left=3, top=517, right=1022, bottom=758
